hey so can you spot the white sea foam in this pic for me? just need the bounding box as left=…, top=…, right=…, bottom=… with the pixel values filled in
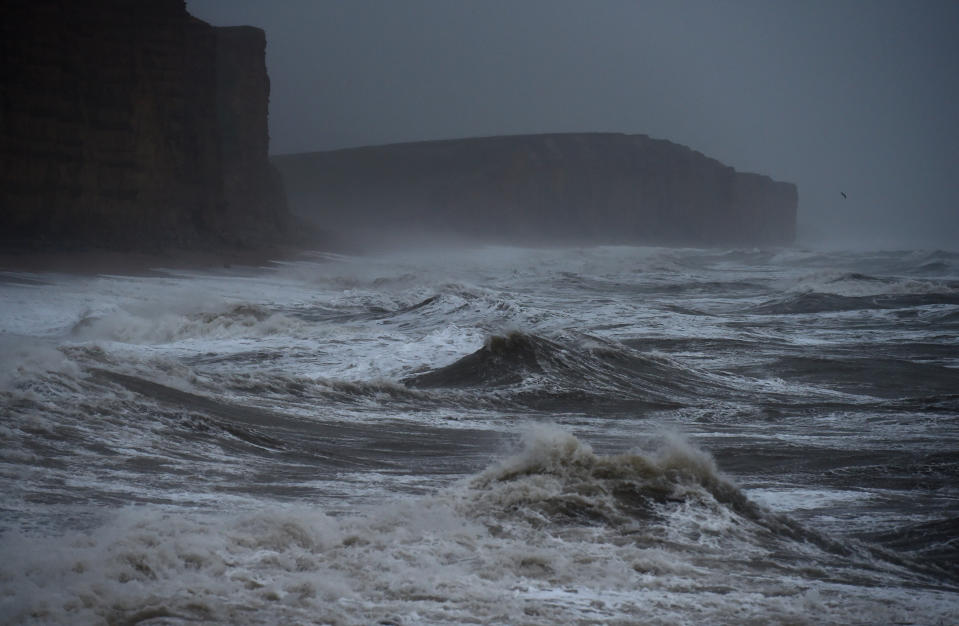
left=0, top=335, right=81, bottom=391
left=68, top=302, right=303, bottom=345
left=785, top=269, right=958, bottom=297
left=3, top=246, right=958, bottom=624
left=1, top=428, right=953, bottom=625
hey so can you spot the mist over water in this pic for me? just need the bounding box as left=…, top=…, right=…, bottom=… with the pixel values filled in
left=187, top=0, right=959, bottom=250
left=6, top=1, right=957, bottom=620
left=1, top=245, right=957, bottom=623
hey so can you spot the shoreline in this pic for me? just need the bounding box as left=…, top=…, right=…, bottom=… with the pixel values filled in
left=0, top=245, right=313, bottom=277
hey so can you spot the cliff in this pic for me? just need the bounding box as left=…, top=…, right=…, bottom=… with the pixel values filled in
left=0, top=0, right=288, bottom=251
left=274, top=133, right=797, bottom=246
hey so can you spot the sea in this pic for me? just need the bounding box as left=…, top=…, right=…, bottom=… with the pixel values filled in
left=1, top=245, right=957, bottom=624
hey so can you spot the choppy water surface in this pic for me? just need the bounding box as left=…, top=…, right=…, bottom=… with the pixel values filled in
left=1, top=246, right=957, bottom=624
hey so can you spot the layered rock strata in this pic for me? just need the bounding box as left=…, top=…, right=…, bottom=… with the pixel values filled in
left=0, top=0, right=287, bottom=250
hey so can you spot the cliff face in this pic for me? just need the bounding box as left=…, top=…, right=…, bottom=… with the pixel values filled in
left=0, top=0, right=287, bottom=250
left=274, top=133, right=797, bottom=246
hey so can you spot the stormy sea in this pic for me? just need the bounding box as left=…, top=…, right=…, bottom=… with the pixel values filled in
left=1, top=245, right=957, bottom=624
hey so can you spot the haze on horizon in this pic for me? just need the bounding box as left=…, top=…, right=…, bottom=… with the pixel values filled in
left=188, top=0, right=959, bottom=251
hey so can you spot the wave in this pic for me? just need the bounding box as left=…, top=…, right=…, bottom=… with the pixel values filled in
left=304, top=283, right=530, bottom=333
left=769, top=248, right=959, bottom=275
left=747, top=355, right=959, bottom=400
left=2, top=428, right=948, bottom=625
left=402, top=332, right=721, bottom=410
left=0, top=335, right=82, bottom=391
left=925, top=307, right=959, bottom=325
left=463, top=428, right=958, bottom=588
left=69, top=303, right=303, bottom=344
left=462, top=427, right=857, bottom=555
left=711, top=248, right=781, bottom=265
left=467, top=426, right=754, bottom=526
left=751, top=291, right=959, bottom=315
left=866, top=516, right=959, bottom=577
left=404, top=332, right=544, bottom=388
left=786, top=269, right=959, bottom=297
left=900, top=249, right=959, bottom=275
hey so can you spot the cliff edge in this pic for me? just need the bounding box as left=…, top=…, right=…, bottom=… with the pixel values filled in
left=274, top=133, right=797, bottom=247
left=0, top=0, right=288, bottom=251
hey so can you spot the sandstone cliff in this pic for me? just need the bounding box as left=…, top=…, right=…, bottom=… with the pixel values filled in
left=274, top=133, right=797, bottom=246
left=0, top=0, right=287, bottom=251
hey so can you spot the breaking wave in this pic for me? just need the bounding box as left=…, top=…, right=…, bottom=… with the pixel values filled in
left=4, top=245, right=959, bottom=624
left=0, top=335, right=81, bottom=391
left=467, top=426, right=752, bottom=526
left=70, top=303, right=303, bottom=344
left=1, top=428, right=945, bottom=625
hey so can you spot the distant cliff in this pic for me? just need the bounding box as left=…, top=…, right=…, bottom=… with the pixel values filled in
left=274, top=133, right=797, bottom=246
left=0, top=0, right=288, bottom=251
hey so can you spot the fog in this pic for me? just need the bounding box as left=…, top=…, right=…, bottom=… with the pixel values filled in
left=188, top=0, right=959, bottom=250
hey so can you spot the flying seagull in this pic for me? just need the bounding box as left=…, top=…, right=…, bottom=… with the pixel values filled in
left=840, top=191, right=847, bottom=199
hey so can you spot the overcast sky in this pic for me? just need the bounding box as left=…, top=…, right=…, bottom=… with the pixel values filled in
left=187, top=0, right=959, bottom=249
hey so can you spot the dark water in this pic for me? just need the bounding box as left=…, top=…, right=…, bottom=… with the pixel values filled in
left=1, top=246, right=957, bottom=624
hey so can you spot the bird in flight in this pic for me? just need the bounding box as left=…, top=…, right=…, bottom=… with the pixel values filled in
left=840, top=191, right=847, bottom=199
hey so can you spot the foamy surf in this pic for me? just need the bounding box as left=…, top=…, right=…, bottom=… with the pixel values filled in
left=2, top=428, right=952, bottom=625
left=2, top=245, right=957, bottom=623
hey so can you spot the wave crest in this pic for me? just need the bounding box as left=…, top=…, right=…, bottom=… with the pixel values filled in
left=468, top=426, right=737, bottom=528
left=403, top=331, right=720, bottom=410
left=70, top=303, right=301, bottom=344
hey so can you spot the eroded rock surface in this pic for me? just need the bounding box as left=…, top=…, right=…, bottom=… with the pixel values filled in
left=0, top=0, right=287, bottom=250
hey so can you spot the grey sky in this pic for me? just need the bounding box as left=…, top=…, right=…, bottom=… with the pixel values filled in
left=187, top=0, right=959, bottom=249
